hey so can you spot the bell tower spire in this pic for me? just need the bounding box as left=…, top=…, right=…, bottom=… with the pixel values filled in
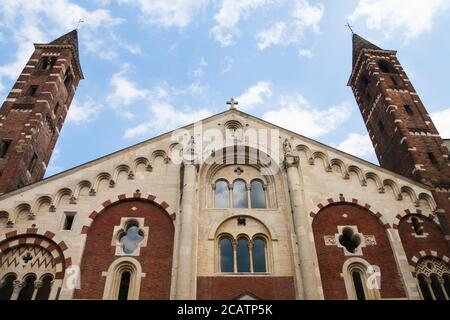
left=0, top=29, right=83, bottom=194
left=348, top=34, right=450, bottom=234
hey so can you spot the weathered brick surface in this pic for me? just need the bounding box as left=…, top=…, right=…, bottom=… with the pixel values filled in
left=74, top=200, right=174, bottom=300
left=312, top=203, right=406, bottom=300
left=398, top=215, right=450, bottom=263
left=0, top=35, right=81, bottom=194
left=196, top=276, right=296, bottom=300
left=350, top=42, right=450, bottom=233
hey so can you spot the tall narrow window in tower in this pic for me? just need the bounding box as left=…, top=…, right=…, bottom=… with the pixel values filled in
left=117, top=271, right=131, bottom=300
left=26, top=85, right=39, bottom=97
left=233, top=180, right=248, bottom=208
left=378, top=120, right=385, bottom=133
left=250, top=180, right=266, bottom=208
left=359, top=74, right=369, bottom=92
left=252, top=237, right=267, bottom=272
left=236, top=237, right=250, bottom=272
left=404, top=105, right=414, bottom=116
left=27, top=153, right=38, bottom=174
left=0, top=274, right=16, bottom=300
left=219, top=237, right=234, bottom=272
left=428, top=152, right=438, bottom=166
left=54, top=103, right=60, bottom=116
left=411, top=217, right=424, bottom=235
left=35, top=275, right=53, bottom=300
left=352, top=270, right=366, bottom=300
left=378, top=59, right=396, bottom=74
left=62, top=212, right=76, bottom=230
left=215, top=180, right=230, bottom=208
left=17, top=274, right=37, bottom=300
left=63, top=69, right=73, bottom=91
left=39, top=56, right=55, bottom=71
left=0, top=139, right=12, bottom=158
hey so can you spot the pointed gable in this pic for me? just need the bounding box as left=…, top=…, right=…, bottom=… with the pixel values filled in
left=352, top=34, right=382, bottom=67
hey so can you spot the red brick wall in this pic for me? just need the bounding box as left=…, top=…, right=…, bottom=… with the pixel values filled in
left=74, top=200, right=174, bottom=300
left=398, top=215, right=450, bottom=265
left=312, top=203, right=406, bottom=300
left=197, top=277, right=296, bottom=300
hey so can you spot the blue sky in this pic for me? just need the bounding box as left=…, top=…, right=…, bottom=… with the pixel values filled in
left=0, top=0, right=449, bottom=177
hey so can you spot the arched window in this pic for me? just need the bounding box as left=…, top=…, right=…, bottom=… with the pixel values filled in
left=411, top=217, right=424, bottom=235
left=118, top=271, right=131, bottom=300
left=0, top=274, right=16, bottom=300
left=418, top=274, right=433, bottom=300
left=35, top=275, right=53, bottom=300
left=18, top=274, right=36, bottom=300
left=378, top=59, right=396, bottom=74
left=215, top=180, right=230, bottom=208
left=430, top=274, right=446, bottom=300
left=220, top=237, right=234, bottom=273
left=352, top=270, right=366, bottom=300
left=233, top=180, right=248, bottom=208
left=236, top=237, right=250, bottom=272
left=252, top=237, right=267, bottom=272
left=443, top=274, right=450, bottom=297
left=250, top=180, right=266, bottom=208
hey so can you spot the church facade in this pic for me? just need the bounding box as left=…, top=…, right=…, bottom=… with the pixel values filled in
left=0, top=31, right=449, bottom=300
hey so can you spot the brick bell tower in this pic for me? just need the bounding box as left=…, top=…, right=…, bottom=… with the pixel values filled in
left=0, top=30, right=83, bottom=194
left=348, top=34, right=450, bottom=235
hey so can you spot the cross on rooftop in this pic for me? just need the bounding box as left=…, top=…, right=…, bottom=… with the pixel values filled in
left=345, top=22, right=355, bottom=35
left=227, top=98, right=238, bottom=110
left=74, top=19, right=85, bottom=30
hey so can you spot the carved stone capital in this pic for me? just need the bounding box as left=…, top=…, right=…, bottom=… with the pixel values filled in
left=12, top=280, right=25, bottom=292
left=284, top=155, right=299, bottom=169
left=33, top=280, right=43, bottom=289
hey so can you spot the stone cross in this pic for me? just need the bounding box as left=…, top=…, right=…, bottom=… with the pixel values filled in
left=227, top=98, right=238, bottom=110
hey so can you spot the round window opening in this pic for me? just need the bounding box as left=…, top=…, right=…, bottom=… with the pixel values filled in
left=339, top=228, right=361, bottom=253
left=119, top=222, right=144, bottom=254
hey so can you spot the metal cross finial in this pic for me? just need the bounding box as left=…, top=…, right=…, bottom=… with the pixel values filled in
left=345, top=22, right=355, bottom=35
left=74, top=19, right=85, bottom=30
left=227, top=98, right=238, bottom=110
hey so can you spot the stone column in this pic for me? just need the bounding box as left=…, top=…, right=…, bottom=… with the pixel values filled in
left=10, top=279, right=25, bottom=300
left=386, top=228, right=421, bottom=299
left=175, top=159, right=198, bottom=299
left=285, top=153, right=319, bottom=300
left=31, top=280, right=42, bottom=300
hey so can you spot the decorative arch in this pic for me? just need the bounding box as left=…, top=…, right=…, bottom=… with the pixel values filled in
left=330, top=158, right=349, bottom=179
left=75, top=180, right=92, bottom=197
left=410, top=253, right=450, bottom=270
left=393, top=209, right=439, bottom=229
left=80, top=193, right=176, bottom=235
left=113, top=164, right=131, bottom=182
left=383, top=179, right=401, bottom=200
left=102, top=257, right=145, bottom=300
left=0, top=229, right=71, bottom=289
left=309, top=196, right=391, bottom=229
left=348, top=165, right=367, bottom=186
left=13, top=203, right=32, bottom=222
left=32, top=196, right=53, bottom=215
left=295, top=144, right=312, bottom=161
left=311, top=151, right=331, bottom=171
left=209, top=214, right=278, bottom=241
left=54, top=188, right=73, bottom=207
left=365, top=172, right=384, bottom=193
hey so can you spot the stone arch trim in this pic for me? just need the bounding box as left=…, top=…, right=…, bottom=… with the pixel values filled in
left=80, top=193, right=177, bottom=235
left=0, top=228, right=71, bottom=280
left=409, top=251, right=450, bottom=269
left=392, top=209, right=439, bottom=230
left=208, top=214, right=278, bottom=241
left=309, top=196, right=392, bottom=229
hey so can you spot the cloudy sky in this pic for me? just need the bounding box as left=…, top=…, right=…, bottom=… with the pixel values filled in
left=0, top=0, right=449, bottom=176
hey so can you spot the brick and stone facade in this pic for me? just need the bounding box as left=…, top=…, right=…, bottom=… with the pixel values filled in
left=0, top=30, right=82, bottom=195
left=0, top=33, right=448, bottom=300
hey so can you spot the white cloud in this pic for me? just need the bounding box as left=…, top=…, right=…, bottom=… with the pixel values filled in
left=124, top=102, right=212, bottom=138
left=431, top=108, right=450, bottom=138
left=262, top=96, right=352, bottom=138
left=335, top=133, right=376, bottom=159
left=298, top=49, right=313, bottom=58
left=211, top=0, right=272, bottom=46
left=107, top=64, right=150, bottom=110
left=0, top=0, right=124, bottom=81
left=256, top=0, right=324, bottom=50
left=67, top=97, right=103, bottom=124
left=237, top=81, right=272, bottom=111
left=117, top=0, right=209, bottom=28
left=349, top=0, right=450, bottom=41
